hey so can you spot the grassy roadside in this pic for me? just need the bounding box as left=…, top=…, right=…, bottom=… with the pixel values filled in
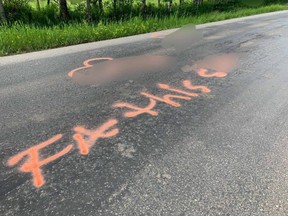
left=0, top=4, right=287, bottom=56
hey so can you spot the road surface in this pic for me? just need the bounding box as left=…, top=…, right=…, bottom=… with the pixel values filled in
left=1, top=11, right=288, bottom=215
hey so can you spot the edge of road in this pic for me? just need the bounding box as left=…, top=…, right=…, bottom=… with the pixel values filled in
left=1, top=10, right=288, bottom=66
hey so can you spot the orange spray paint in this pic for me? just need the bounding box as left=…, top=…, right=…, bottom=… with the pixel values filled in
left=7, top=134, right=73, bottom=188
left=182, top=80, right=211, bottom=93
left=197, top=68, right=227, bottom=78
left=67, top=57, right=113, bottom=78
left=73, top=119, right=119, bottom=155
left=157, top=83, right=199, bottom=97
left=140, top=92, right=191, bottom=107
left=150, top=32, right=165, bottom=38
left=113, top=99, right=158, bottom=118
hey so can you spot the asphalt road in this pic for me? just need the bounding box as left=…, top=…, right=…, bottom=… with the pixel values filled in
left=1, top=11, right=288, bottom=215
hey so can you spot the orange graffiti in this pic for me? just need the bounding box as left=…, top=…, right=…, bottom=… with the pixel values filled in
left=73, top=119, right=119, bottom=155
left=7, top=134, right=73, bottom=188
left=182, top=80, right=211, bottom=93
left=158, top=83, right=199, bottom=97
left=113, top=99, right=158, bottom=118
left=141, top=92, right=191, bottom=107
left=197, top=68, right=227, bottom=78
left=7, top=53, right=234, bottom=189
left=150, top=32, right=165, bottom=38
left=67, top=57, right=113, bottom=78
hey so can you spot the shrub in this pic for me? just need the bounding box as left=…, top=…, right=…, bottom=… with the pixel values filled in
left=2, top=0, right=287, bottom=26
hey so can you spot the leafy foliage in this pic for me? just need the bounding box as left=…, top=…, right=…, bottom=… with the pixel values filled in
left=0, top=4, right=287, bottom=56
left=2, top=0, right=287, bottom=26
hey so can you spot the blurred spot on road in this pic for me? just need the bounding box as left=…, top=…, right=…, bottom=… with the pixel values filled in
left=161, top=24, right=203, bottom=52
left=70, top=55, right=176, bottom=86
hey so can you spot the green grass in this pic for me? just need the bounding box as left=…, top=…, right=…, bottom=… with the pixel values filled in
left=0, top=4, right=287, bottom=56
left=30, top=0, right=214, bottom=11
left=31, top=0, right=160, bottom=8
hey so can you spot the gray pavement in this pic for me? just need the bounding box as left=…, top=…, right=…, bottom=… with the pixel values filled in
left=1, top=11, right=288, bottom=215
